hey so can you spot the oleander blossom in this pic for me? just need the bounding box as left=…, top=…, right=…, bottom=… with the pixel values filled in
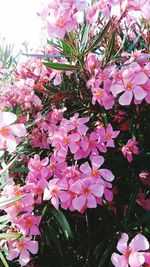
left=122, top=138, right=139, bottom=163
left=0, top=111, right=26, bottom=152
left=111, top=233, right=150, bottom=267
left=7, top=237, right=38, bottom=266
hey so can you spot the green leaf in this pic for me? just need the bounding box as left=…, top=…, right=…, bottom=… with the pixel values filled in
left=59, top=39, right=75, bottom=54
left=98, top=241, right=115, bottom=267
left=105, top=31, right=115, bottom=63
left=52, top=209, right=73, bottom=240
left=84, top=20, right=111, bottom=54
left=0, top=215, right=8, bottom=223
left=42, top=222, right=63, bottom=256
left=43, top=62, right=79, bottom=71
left=127, top=212, right=150, bottom=230
left=126, top=35, right=140, bottom=52
left=0, top=251, right=9, bottom=267
left=80, top=23, right=90, bottom=52
left=0, top=233, right=22, bottom=239
left=123, top=188, right=138, bottom=227
left=26, top=109, right=49, bottom=128
left=0, top=195, right=26, bottom=208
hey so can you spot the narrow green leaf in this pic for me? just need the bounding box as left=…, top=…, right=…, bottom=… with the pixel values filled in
left=52, top=209, right=73, bottom=240
left=98, top=241, right=115, bottom=267
left=26, top=109, right=49, bottom=128
left=0, top=215, right=8, bottom=223
left=105, top=31, right=115, bottom=63
left=126, top=35, right=140, bottom=52
left=84, top=20, right=111, bottom=54
left=59, top=39, right=75, bottom=54
left=80, top=23, right=90, bottom=52
left=123, top=188, right=138, bottom=227
left=43, top=62, right=79, bottom=71
left=0, top=251, right=9, bottom=267
left=0, top=233, right=22, bottom=239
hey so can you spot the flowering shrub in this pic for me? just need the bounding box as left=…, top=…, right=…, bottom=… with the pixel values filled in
left=0, top=0, right=149, bottom=266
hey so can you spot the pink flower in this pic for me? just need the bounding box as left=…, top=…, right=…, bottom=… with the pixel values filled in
left=43, top=179, right=70, bottom=209
left=97, top=124, right=120, bottom=148
left=111, top=233, right=149, bottom=267
left=0, top=111, right=26, bottom=152
left=70, top=178, right=104, bottom=212
left=122, top=139, right=139, bottom=163
left=7, top=237, right=38, bottom=266
left=28, top=154, right=49, bottom=179
left=61, top=113, right=89, bottom=135
left=111, top=63, right=147, bottom=105
left=15, top=214, right=41, bottom=236
left=92, top=86, right=114, bottom=110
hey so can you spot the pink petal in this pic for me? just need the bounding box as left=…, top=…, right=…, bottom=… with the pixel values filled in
left=43, top=188, right=50, bottom=201
left=132, top=72, right=147, bottom=85
left=110, top=84, right=125, bottom=95
left=72, top=195, right=86, bottom=212
left=133, top=86, right=147, bottom=100
left=59, top=191, right=70, bottom=202
left=6, top=134, right=17, bottom=152
left=119, top=91, right=133, bottom=105
left=9, top=124, right=26, bottom=137
left=19, top=249, right=30, bottom=266
left=87, top=194, right=97, bottom=208
left=100, top=169, right=114, bottom=181
left=111, top=253, right=128, bottom=267
left=80, top=162, right=91, bottom=174
left=1, top=112, right=17, bottom=127
left=129, top=234, right=149, bottom=251
left=51, top=196, right=59, bottom=209
left=26, top=241, right=38, bottom=254
left=104, top=189, right=113, bottom=201
left=90, top=184, right=104, bottom=197
left=129, top=251, right=145, bottom=267
left=102, top=94, right=114, bottom=109
left=117, top=233, right=129, bottom=254
left=7, top=249, right=20, bottom=260
left=91, top=155, right=104, bottom=170
left=70, top=181, right=82, bottom=194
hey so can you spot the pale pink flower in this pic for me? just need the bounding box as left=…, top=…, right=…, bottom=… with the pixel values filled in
left=28, top=154, right=49, bottom=179
left=111, top=63, right=147, bottom=105
left=111, top=233, right=149, bottom=267
left=97, top=124, right=120, bottom=148
left=70, top=178, right=104, bottom=212
left=15, top=214, right=41, bottom=236
left=7, top=237, right=38, bottom=266
left=122, top=139, right=139, bottom=163
left=0, top=111, right=26, bottom=152
left=43, top=178, right=70, bottom=209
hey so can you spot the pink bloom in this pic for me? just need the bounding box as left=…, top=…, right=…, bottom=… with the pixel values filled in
left=43, top=179, right=70, bottom=209
left=61, top=113, right=89, bottom=135
left=70, top=178, right=104, bottom=212
left=7, top=237, right=38, bottom=266
left=28, top=154, right=49, bottom=179
left=111, top=63, right=147, bottom=105
left=0, top=111, right=26, bottom=152
left=111, top=233, right=149, bottom=267
left=122, top=139, right=139, bottom=163
left=15, top=214, right=41, bottom=236
left=97, top=124, right=120, bottom=148
left=92, top=86, right=114, bottom=110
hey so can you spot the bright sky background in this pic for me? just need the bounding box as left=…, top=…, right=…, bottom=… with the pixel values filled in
left=0, top=0, right=44, bottom=53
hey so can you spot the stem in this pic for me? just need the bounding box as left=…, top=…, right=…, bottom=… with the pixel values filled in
left=0, top=251, right=9, bottom=267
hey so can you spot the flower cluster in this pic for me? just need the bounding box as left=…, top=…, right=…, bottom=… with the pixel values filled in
left=0, top=0, right=150, bottom=266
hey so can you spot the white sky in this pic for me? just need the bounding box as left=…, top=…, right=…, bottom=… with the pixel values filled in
left=0, top=0, right=43, bottom=53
